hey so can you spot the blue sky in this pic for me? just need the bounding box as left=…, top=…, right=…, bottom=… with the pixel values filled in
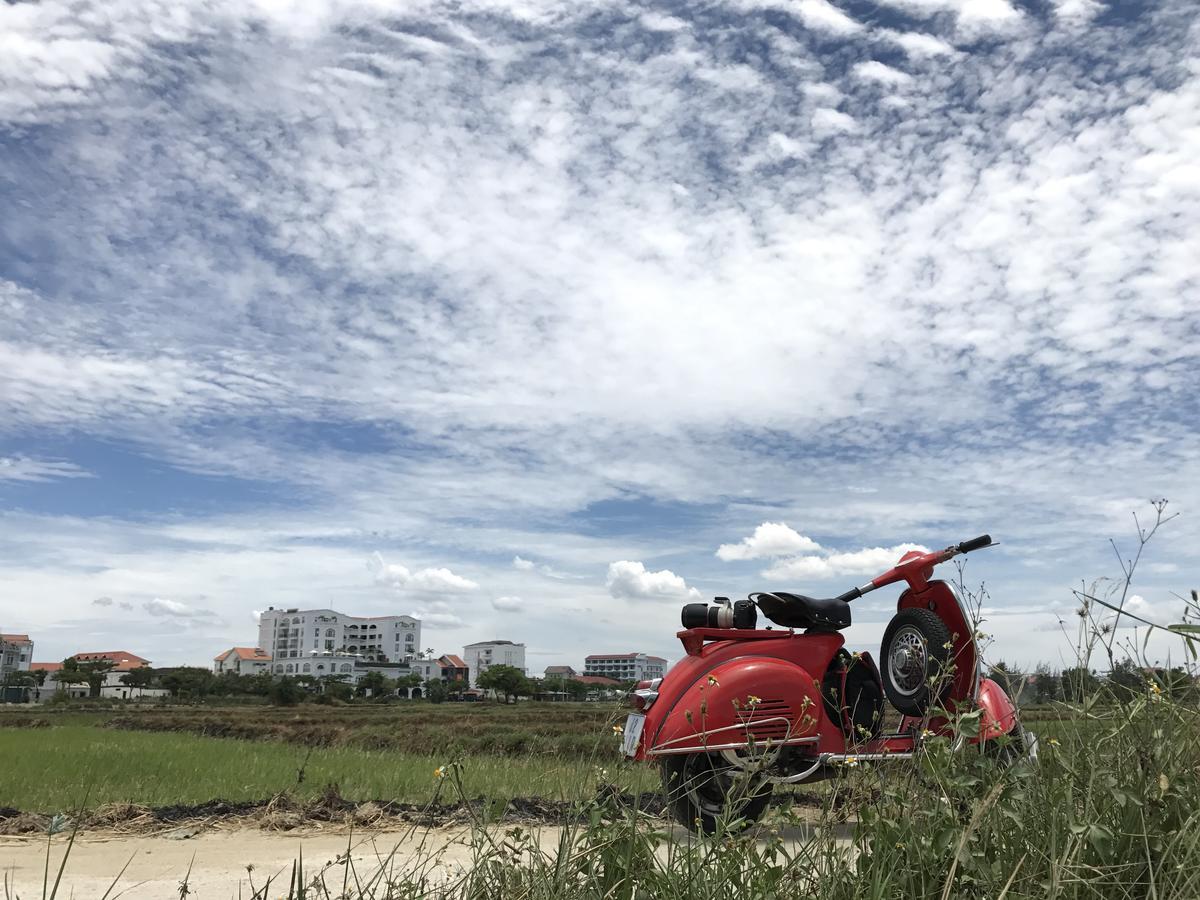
left=1, top=0, right=1197, bottom=671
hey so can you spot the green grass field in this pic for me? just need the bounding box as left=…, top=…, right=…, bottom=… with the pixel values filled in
left=0, top=722, right=654, bottom=811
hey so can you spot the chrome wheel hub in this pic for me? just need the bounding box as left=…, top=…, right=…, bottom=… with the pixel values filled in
left=888, top=626, right=928, bottom=696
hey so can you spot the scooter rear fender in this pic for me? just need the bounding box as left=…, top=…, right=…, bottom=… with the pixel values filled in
left=635, top=632, right=845, bottom=761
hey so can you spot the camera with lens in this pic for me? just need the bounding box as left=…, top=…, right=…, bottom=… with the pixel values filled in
left=681, top=596, right=758, bottom=630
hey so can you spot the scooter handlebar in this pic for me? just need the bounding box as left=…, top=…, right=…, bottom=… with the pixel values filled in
left=956, top=534, right=992, bottom=554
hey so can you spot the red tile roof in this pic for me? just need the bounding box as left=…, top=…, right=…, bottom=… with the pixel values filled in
left=214, top=647, right=271, bottom=662
left=31, top=662, right=62, bottom=672
left=1, top=633, right=31, bottom=644
left=440, top=654, right=467, bottom=668
left=575, top=675, right=622, bottom=686
left=55, top=651, right=151, bottom=671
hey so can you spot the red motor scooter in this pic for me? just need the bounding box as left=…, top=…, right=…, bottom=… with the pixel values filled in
left=621, top=535, right=1034, bottom=833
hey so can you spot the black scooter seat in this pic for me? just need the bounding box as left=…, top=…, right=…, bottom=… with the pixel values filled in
left=750, top=591, right=852, bottom=631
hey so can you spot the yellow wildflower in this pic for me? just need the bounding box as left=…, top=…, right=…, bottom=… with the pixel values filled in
left=707, top=674, right=720, bottom=687
left=612, top=724, right=624, bottom=734
left=434, top=766, right=447, bottom=779
left=747, top=695, right=762, bottom=706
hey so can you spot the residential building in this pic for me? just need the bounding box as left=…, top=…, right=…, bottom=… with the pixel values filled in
left=256, top=607, right=421, bottom=680
left=30, top=651, right=166, bottom=701
left=544, top=665, right=577, bottom=678
left=1, top=633, right=33, bottom=679
left=584, top=652, right=668, bottom=683
left=213, top=647, right=273, bottom=676
left=410, top=653, right=470, bottom=684
left=463, top=640, right=526, bottom=686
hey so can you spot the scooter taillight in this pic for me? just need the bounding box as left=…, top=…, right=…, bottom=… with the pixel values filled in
left=628, top=678, right=661, bottom=711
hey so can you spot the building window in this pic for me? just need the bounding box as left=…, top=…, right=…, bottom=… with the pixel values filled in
left=340, top=664, right=351, bottom=673
left=302, top=663, right=311, bottom=673
left=325, top=628, right=335, bottom=637
left=317, top=664, right=325, bottom=671
left=285, top=664, right=294, bottom=673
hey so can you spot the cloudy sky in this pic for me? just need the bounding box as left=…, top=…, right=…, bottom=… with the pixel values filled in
left=1, top=0, right=1197, bottom=673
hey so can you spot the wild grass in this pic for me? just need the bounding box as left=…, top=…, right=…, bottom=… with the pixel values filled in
left=0, top=701, right=618, bottom=759
left=0, top=725, right=653, bottom=810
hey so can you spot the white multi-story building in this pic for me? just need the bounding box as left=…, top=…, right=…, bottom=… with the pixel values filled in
left=1, top=633, right=33, bottom=679
left=584, top=652, right=668, bottom=683
left=257, top=607, right=421, bottom=680
left=463, top=640, right=526, bottom=686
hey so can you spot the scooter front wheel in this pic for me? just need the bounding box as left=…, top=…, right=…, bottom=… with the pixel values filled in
left=661, top=752, right=772, bottom=834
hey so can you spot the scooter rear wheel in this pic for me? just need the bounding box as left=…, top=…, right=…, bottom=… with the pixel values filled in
left=661, top=752, right=772, bottom=834
left=880, top=608, right=952, bottom=716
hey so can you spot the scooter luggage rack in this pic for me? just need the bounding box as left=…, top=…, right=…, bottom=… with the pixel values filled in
left=677, top=626, right=793, bottom=656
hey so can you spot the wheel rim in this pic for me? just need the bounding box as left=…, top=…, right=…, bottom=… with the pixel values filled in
left=888, top=625, right=929, bottom=697
left=681, top=754, right=733, bottom=819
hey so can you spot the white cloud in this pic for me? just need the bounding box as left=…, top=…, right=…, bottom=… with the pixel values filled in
left=606, top=561, right=701, bottom=602
left=763, top=544, right=929, bottom=581
left=0, top=456, right=91, bottom=483
left=811, top=107, right=858, bottom=134
left=492, top=595, right=524, bottom=612
left=1051, top=0, right=1103, bottom=21
left=369, top=553, right=479, bottom=593
left=417, top=609, right=465, bottom=628
left=512, top=555, right=536, bottom=571
left=717, top=523, right=823, bottom=560
left=639, top=12, right=689, bottom=32
left=92, top=596, right=113, bottom=607
left=852, top=61, right=914, bottom=87
left=873, top=0, right=1022, bottom=32
left=733, top=0, right=863, bottom=35
left=794, top=0, right=864, bottom=35
left=883, top=30, right=958, bottom=59
left=1105, top=594, right=1179, bottom=629
left=143, top=597, right=216, bottom=618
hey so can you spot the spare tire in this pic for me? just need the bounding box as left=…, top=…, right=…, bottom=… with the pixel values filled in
left=880, top=608, right=952, bottom=716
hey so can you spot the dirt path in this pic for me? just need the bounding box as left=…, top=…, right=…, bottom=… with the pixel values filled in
left=1, top=826, right=489, bottom=898
left=0, top=821, right=845, bottom=898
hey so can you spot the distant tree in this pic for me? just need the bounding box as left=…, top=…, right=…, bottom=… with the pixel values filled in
left=1106, top=659, right=1144, bottom=701
left=1062, top=666, right=1100, bottom=703
left=320, top=677, right=353, bottom=702
left=425, top=678, right=448, bottom=703
left=564, top=678, right=589, bottom=701
left=355, top=671, right=393, bottom=698
left=159, top=667, right=216, bottom=700
left=120, top=666, right=156, bottom=689
left=269, top=676, right=303, bottom=706
left=477, top=665, right=531, bottom=703
left=1033, top=664, right=1060, bottom=703
left=57, top=657, right=115, bottom=698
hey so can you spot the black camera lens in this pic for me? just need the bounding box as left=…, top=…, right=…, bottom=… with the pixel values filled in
left=681, top=603, right=710, bottom=629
